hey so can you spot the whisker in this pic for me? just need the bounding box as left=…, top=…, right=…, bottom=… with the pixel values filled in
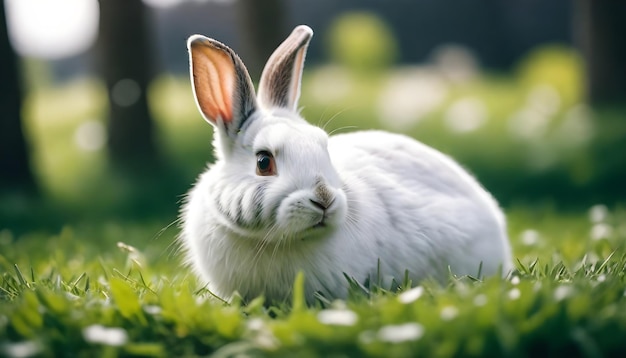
left=321, top=106, right=355, bottom=132
left=152, top=218, right=181, bottom=242
left=328, top=125, right=359, bottom=136
left=270, top=237, right=281, bottom=265
left=251, top=231, right=271, bottom=268
left=251, top=222, right=280, bottom=269
left=151, top=218, right=184, bottom=262
left=165, top=238, right=185, bottom=261
left=316, top=105, right=332, bottom=128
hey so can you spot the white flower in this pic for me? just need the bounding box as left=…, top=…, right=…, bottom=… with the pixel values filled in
left=317, top=309, right=358, bottom=326
left=377, top=323, right=425, bottom=343
left=1, top=341, right=41, bottom=358
left=82, top=324, right=128, bottom=346
left=590, top=223, right=613, bottom=241
left=473, top=294, right=488, bottom=307
left=398, top=286, right=424, bottom=304
left=246, top=318, right=265, bottom=331
left=554, top=285, right=573, bottom=301
left=588, top=204, right=609, bottom=223
left=143, top=305, right=162, bottom=315
left=508, top=288, right=521, bottom=300
left=520, top=229, right=540, bottom=246
left=440, top=306, right=459, bottom=321
left=246, top=318, right=280, bottom=350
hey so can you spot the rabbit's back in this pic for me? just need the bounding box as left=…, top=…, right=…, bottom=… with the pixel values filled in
left=328, top=130, right=512, bottom=280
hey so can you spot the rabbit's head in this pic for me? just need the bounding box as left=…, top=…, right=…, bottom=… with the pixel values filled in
left=188, top=26, right=348, bottom=243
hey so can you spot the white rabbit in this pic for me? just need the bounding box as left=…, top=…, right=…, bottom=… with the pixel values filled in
left=181, top=25, right=512, bottom=304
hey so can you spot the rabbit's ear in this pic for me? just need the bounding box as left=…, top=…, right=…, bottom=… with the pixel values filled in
left=188, top=35, right=257, bottom=138
left=258, top=25, right=313, bottom=111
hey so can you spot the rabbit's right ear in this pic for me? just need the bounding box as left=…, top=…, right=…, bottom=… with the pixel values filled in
left=188, top=35, right=257, bottom=139
left=257, top=25, right=313, bottom=111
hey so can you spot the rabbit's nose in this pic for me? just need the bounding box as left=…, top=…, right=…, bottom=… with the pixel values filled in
left=309, top=199, right=328, bottom=211
left=314, top=178, right=334, bottom=206
left=310, top=194, right=336, bottom=211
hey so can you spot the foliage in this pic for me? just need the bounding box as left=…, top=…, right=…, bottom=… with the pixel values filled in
left=516, top=45, right=585, bottom=107
left=301, top=45, right=626, bottom=206
left=12, top=44, right=625, bottom=228
left=326, top=12, right=399, bottom=72
left=1, top=207, right=626, bottom=357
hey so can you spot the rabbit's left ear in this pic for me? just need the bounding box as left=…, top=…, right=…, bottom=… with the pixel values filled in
left=188, top=35, right=257, bottom=140
left=257, top=25, right=313, bottom=111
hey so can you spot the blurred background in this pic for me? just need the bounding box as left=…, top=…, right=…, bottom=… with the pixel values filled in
left=1, top=0, right=625, bottom=233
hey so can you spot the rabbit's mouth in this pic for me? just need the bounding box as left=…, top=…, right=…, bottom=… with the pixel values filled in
left=312, top=219, right=327, bottom=229
left=298, top=218, right=332, bottom=241
left=312, top=210, right=330, bottom=229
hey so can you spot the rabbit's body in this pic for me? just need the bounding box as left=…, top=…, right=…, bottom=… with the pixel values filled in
left=182, top=25, right=512, bottom=304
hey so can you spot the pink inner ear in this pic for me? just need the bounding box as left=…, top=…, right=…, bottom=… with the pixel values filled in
left=192, top=43, right=235, bottom=125
left=289, top=47, right=306, bottom=109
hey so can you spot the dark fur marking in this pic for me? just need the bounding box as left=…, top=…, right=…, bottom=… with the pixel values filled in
left=315, top=182, right=334, bottom=208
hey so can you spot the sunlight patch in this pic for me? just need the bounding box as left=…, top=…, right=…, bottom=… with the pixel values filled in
left=5, top=0, right=99, bottom=59
left=143, top=0, right=184, bottom=8
left=589, top=205, right=609, bottom=223
left=507, top=107, right=550, bottom=140
left=74, top=120, right=106, bottom=152
left=1, top=341, right=41, bottom=358
left=112, top=79, right=141, bottom=107
left=527, top=84, right=561, bottom=116
left=556, top=104, right=594, bottom=147
left=377, top=67, right=448, bottom=130
left=431, top=44, right=479, bottom=84
left=308, top=66, right=352, bottom=104
left=444, top=97, right=488, bottom=133
left=508, top=84, right=561, bottom=141
left=473, top=294, right=488, bottom=307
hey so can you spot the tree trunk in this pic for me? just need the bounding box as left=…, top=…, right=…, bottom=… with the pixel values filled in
left=236, top=0, right=287, bottom=78
left=575, top=0, right=626, bottom=105
left=0, top=1, right=36, bottom=193
left=96, top=0, right=159, bottom=170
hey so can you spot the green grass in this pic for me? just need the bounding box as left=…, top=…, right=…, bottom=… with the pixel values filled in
left=1, top=207, right=626, bottom=357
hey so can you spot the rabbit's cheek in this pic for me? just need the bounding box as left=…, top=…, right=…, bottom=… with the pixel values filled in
left=275, top=191, right=347, bottom=238
left=275, top=199, right=318, bottom=235
left=326, top=192, right=348, bottom=226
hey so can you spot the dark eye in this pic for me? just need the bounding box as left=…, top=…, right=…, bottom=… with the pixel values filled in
left=256, top=151, right=276, bottom=176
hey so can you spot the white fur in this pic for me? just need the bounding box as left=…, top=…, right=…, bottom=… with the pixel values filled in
left=181, top=26, right=512, bottom=304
